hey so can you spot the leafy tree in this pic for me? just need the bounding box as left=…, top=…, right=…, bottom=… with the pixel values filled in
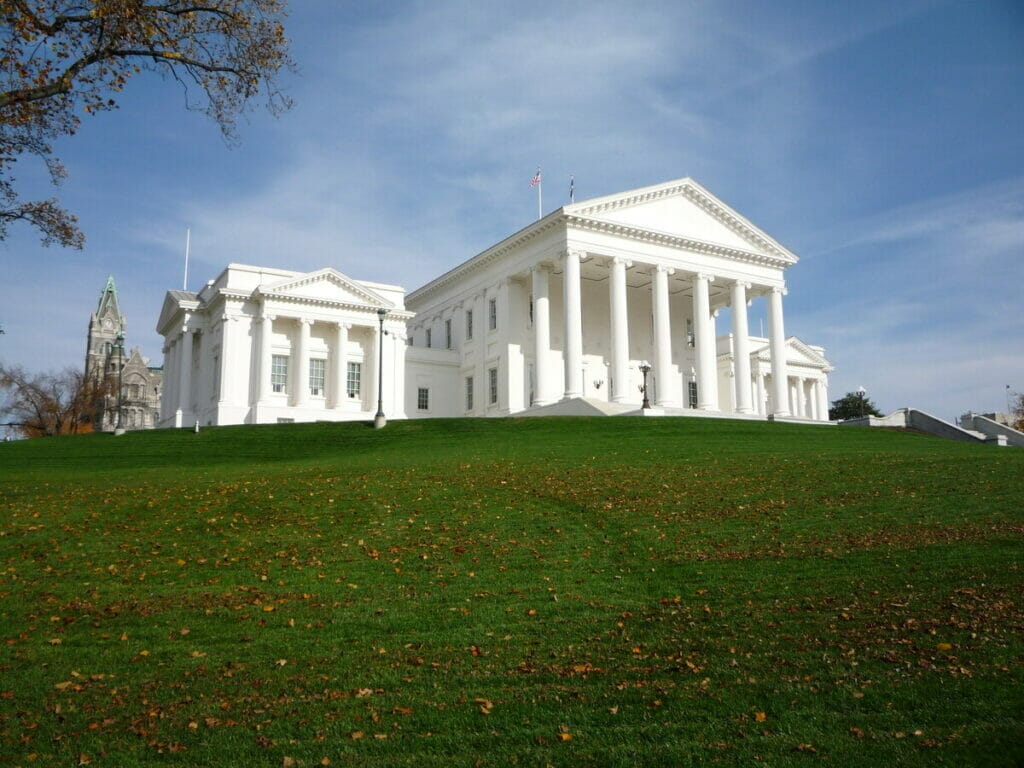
left=828, top=390, right=883, bottom=421
left=1011, top=390, right=1024, bottom=432
left=0, top=363, right=105, bottom=436
left=0, top=0, right=293, bottom=247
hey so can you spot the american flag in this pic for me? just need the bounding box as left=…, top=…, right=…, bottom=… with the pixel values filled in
left=530, top=169, right=541, bottom=188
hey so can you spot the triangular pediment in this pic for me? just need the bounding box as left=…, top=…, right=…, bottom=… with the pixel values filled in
left=752, top=336, right=831, bottom=371
left=568, top=178, right=798, bottom=264
left=156, top=290, right=198, bottom=335
left=260, top=268, right=393, bottom=309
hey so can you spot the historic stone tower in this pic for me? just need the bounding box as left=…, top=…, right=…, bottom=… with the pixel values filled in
left=85, top=275, right=126, bottom=388
left=84, top=276, right=163, bottom=431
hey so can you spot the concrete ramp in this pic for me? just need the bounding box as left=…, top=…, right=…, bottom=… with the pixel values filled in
left=960, top=413, right=1024, bottom=447
left=840, top=408, right=1015, bottom=446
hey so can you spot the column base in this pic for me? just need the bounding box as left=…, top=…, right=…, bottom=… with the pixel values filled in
left=373, top=414, right=387, bottom=429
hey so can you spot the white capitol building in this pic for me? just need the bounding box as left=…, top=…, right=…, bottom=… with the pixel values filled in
left=156, top=177, right=832, bottom=426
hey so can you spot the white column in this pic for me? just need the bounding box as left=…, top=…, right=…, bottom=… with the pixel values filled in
left=392, top=329, right=406, bottom=418
left=796, top=377, right=807, bottom=418
left=652, top=265, right=675, bottom=406
left=609, top=257, right=631, bottom=404
left=218, top=316, right=232, bottom=404
left=562, top=250, right=584, bottom=399
left=693, top=273, right=718, bottom=411
left=294, top=318, right=311, bottom=407
left=176, top=327, right=193, bottom=425
left=767, top=286, right=790, bottom=417
left=332, top=322, right=349, bottom=409
left=531, top=265, right=552, bottom=406
left=373, top=320, right=383, bottom=412
left=257, top=313, right=274, bottom=404
left=755, top=370, right=766, bottom=416
left=730, top=281, right=753, bottom=414
left=816, top=378, right=830, bottom=422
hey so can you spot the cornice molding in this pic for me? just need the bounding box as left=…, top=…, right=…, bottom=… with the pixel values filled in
left=566, top=214, right=793, bottom=270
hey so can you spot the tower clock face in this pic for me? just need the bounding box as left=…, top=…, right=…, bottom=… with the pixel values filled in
left=103, top=319, right=113, bottom=330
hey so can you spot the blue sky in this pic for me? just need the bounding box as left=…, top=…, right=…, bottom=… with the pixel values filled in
left=2, top=0, right=1022, bottom=420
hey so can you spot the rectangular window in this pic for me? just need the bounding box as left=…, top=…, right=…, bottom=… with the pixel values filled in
left=309, top=358, right=325, bottom=397
left=347, top=361, right=362, bottom=398
left=488, top=297, right=497, bottom=331
left=688, top=381, right=699, bottom=409
left=426, top=328, right=432, bottom=349
left=465, top=309, right=473, bottom=340
left=417, top=387, right=429, bottom=411
left=528, top=295, right=533, bottom=325
left=271, top=354, right=288, bottom=393
left=465, top=375, right=474, bottom=411
left=445, top=318, right=452, bottom=349
left=488, top=367, right=498, bottom=405
left=277, top=417, right=294, bottom=424
left=213, top=355, right=220, bottom=396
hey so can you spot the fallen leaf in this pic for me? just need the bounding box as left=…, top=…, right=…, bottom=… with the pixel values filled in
left=351, top=731, right=364, bottom=740
left=755, top=712, right=767, bottom=723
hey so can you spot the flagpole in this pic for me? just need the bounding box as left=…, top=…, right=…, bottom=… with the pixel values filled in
left=183, top=228, right=191, bottom=291
left=538, top=176, right=542, bottom=220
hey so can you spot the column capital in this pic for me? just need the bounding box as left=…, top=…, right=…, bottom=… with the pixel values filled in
left=610, top=256, right=633, bottom=268
left=258, top=312, right=276, bottom=323
left=770, top=285, right=788, bottom=296
left=336, top=321, right=352, bottom=331
left=654, top=264, right=675, bottom=276
left=530, top=262, right=551, bottom=275
left=695, top=272, right=715, bottom=283
left=564, top=248, right=587, bottom=262
left=733, top=280, right=752, bottom=290
left=297, top=317, right=314, bottom=327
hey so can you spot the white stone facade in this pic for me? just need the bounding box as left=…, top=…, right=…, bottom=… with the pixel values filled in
left=157, top=178, right=832, bottom=426
left=156, top=266, right=410, bottom=427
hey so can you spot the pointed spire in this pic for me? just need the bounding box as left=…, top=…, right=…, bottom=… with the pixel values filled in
left=96, top=275, right=120, bottom=318
left=93, top=275, right=126, bottom=337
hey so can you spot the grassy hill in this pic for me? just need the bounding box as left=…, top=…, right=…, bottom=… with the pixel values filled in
left=1, top=417, right=1022, bottom=766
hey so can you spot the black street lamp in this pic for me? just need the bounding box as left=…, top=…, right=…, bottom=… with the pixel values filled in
left=374, top=308, right=388, bottom=429
left=639, top=361, right=652, bottom=410
left=114, top=332, right=126, bottom=435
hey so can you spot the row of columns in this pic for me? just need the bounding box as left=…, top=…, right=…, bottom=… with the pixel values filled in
left=532, top=251, right=791, bottom=416
left=255, top=313, right=375, bottom=410
left=161, top=323, right=194, bottom=426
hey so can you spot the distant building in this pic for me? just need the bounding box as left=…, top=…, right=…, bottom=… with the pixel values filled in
left=157, top=177, right=833, bottom=426
left=85, top=276, right=163, bottom=431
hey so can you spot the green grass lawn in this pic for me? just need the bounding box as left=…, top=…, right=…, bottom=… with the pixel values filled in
left=1, top=417, right=1022, bottom=767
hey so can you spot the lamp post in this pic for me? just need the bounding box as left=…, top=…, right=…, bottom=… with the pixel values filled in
left=114, top=332, right=126, bottom=436
left=639, top=361, right=652, bottom=410
left=856, top=385, right=867, bottom=418
left=374, top=308, right=388, bottom=429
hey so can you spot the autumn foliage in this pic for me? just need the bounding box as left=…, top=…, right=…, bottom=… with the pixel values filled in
left=0, top=0, right=292, bottom=247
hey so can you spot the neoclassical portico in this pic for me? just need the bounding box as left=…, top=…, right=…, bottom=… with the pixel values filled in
left=521, top=251, right=792, bottom=417
left=407, top=177, right=831, bottom=421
